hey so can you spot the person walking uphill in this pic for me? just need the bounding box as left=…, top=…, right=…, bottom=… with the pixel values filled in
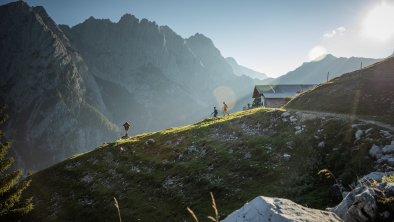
left=211, top=107, right=218, bottom=117
left=222, top=101, right=229, bottom=116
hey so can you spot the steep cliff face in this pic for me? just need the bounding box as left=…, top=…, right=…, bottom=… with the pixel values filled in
left=62, top=15, right=255, bottom=131
left=1, top=2, right=258, bottom=171
left=0, top=2, right=118, bottom=171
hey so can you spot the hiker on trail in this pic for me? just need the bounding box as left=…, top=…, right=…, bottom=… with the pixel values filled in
left=211, top=107, right=218, bottom=117
left=222, top=101, right=229, bottom=116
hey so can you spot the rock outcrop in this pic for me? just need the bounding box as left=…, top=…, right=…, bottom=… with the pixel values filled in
left=368, top=141, right=394, bottom=168
left=222, top=196, right=341, bottom=222
left=330, top=179, right=394, bottom=222
left=0, top=1, right=118, bottom=171
left=331, top=186, right=378, bottom=222
left=327, top=133, right=394, bottom=222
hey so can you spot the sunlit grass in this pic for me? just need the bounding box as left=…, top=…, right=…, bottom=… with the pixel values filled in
left=117, top=107, right=276, bottom=144
left=382, top=174, right=394, bottom=184
left=25, top=106, right=379, bottom=221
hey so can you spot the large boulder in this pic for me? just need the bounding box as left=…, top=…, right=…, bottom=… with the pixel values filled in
left=343, top=188, right=377, bottom=222
left=222, top=196, right=341, bottom=222
left=331, top=184, right=391, bottom=222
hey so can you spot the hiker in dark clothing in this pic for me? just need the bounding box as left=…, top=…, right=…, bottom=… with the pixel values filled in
left=211, top=107, right=218, bottom=117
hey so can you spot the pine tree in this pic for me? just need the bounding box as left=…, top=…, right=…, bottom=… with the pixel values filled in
left=0, top=109, right=33, bottom=219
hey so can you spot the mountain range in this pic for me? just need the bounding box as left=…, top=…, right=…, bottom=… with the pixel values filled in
left=0, top=1, right=257, bottom=171
left=0, top=1, right=385, bottom=172
left=265, top=54, right=381, bottom=84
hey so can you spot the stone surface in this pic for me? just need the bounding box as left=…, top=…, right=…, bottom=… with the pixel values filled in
left=222, top=196, right=341, bottom=222
left=145, top=138, right=156, bottom=145
left=360, top=171, right=394, bottom=182
left=377, top=155, right=394, bottom=165
left=283, top=153, right=291, bottom=161
left=289, top=116, right=297, bottom=122
left=318, top=141, right=326, bottom=148
left=380, top=183, right=394, bottom=196
left=382, top=142, right=394, bottom=154
left=369, top=144, right=382, bottom=159
left=342, top=187, right=377, bottom=222
left=331, top=186, right=377, bottom=221
left=388, top=158, right=394, bottom=166
left=281, top=112, right=290, bottom=118
left=354, top=130, right=363, bottom=141
left=296, top=112, right=318, bottom=122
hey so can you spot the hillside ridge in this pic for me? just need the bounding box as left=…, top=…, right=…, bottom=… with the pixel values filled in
left=24, top=107, right=394, bottom=221
left=286, top=55, right=394, bottom=124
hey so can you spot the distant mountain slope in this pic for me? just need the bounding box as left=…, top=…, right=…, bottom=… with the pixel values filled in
left=0, top=1, right=118, bottom=171
left=286, top=56, right=394, bottom=123
left=225, top=57, right=268, bottom=80
left=24, top=108, right=388, bottom=221
left=272, top=54, right=381, bottom=84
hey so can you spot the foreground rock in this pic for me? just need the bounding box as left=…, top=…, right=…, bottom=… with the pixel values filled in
left=331, top=186, right=377, bottom=222
left=330, top=175, right=394, bottom=222
left=222, top=196, right=341, bottom=222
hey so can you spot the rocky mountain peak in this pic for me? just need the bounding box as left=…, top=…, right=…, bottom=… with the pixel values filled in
left=83, top=16, right=112, bottom=25
left=118, top=13, right=139, bottom=25
left=1, top=0, right=29, bottom=10
left=187, top=33, right=214, bottom=46
left=322, top=53, right=335, bottom=60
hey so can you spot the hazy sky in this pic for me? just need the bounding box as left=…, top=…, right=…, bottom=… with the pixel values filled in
left=2, top=0, right=394, bottom=77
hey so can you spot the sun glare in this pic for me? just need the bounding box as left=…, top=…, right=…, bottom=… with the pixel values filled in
left=308, top=46, right=327, bottom=61
left=364, top=2, right=394, bottom=41
left=213, top=86, right=236, bottom=109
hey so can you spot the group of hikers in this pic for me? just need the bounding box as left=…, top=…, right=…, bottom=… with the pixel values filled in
left=211, top=101, right=229, bottom=117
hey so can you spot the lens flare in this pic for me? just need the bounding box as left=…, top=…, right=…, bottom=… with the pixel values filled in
left=364, top=3, right=394, bottom=41
left=213, top=86, right=236, bottom=110
left=308, top=46, right=327, bottom=61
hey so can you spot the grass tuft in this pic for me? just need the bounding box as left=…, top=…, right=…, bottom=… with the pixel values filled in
left=382, top=174, right=394, bottom=184
left=187, top=207, right=199, bottom=222
left=207, top=192, right=219, bottom=222
left=114, top=197, right=122, bottom=222
left=318, top=169, right=345, bottom=198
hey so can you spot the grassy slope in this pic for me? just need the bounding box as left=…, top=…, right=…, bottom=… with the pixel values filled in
left=24, top=108, right=391, bottom=222
left=285, top=56, right=394, bottom=124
